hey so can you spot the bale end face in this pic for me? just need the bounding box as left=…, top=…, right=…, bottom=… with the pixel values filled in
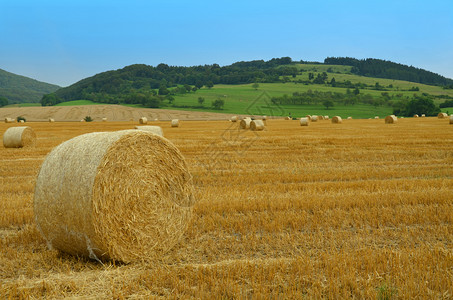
left=250, top=120, right=265, bottom=131
left=171, top=119, right=179, bottom=127
left=240, top=118, right=251, bottom=129
left=385, top=115, right=397, bottom=124
left=139, top=117, right=148, bottom=124
left=331, top=116, right=342, bottom=124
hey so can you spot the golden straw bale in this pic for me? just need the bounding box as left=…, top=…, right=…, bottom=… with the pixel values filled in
left=230, top=116, right=238, bottom=122
left=171, top=119, right=179, bottom=127
left=284, top=116, right=291, bottom=120
left=34, top=130, right=194, bottom=262
left=311, top=115, right=318, bottom=122
left=240, top=118, right=252, bottom=129
left=139, top=117, right=148, bottom=124
left=438, top=112, right=448, bottom=119
left=134, top=125, right=164, bottom=137
left=102, top=118, right=107, bottom=122
left=413, top=114, right=419, bottom=118
left=4, top=117, right=15, bottom=123
left=385, top=115, right=397, bottom=124
left=347, top=116, right=352, bottom=120
left=318, top=115, right=324, bottom=120
left=421, top=114, right=426, bottom=117
left=49, top=118, right=55, bottom=123
left=324, top=115, right=329, bottom=120
left=305, top=115, right=312, bottom=121
left=374, top=116, right=379, bottom=119
left=19, top=120, right=25, bottom=123
left=250, top=120, right=265, bottom=131
left=332, top=116, right=342, bottom=124
left=300, top=118, right=309, bottom=126
left=262, top=116, right=267, bottom=121
left=3, top=126, right=36, bottom=148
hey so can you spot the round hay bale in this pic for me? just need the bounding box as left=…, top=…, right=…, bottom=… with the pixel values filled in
left=385, top=115, right=397, bottom=124
left=240, top=118, right=252, bottom=129
left=80, top=119, right=85, bottom=122
left=102, top=118, right=107, bottom=122
left=332, top=116, right=342, bottom=124
left=421, top=114, right=426, bottom=117
left=450, top=115, right=453, bottom=124
left=4, top=117, right=15, bottom=123
left=34, top=130, right=194, bottom=262
left=305, top=115, right=312, bottom=121
left=250, top=120, right=265, bottom=131
left=374, top=116, right=379, bottom=119
left=347, top=116, right=352, bottom=120
left=3, top=126, right=36, bottom=148
left=171, top=119, right=179, bottom=127
left=318, top=115, right=324, bottom=120
left=135, top=125, right=164, bottom=137
left=49, top=118, right=55, bottom=123
left=324, top=115, right=329, bottom=120
left=438, top=112, right=448, bottom=119
left=230, top=116, right=238, bottom=122
left=300, top=118, right=309, bottom=126
left=413, top=114, right=419, bottom=118
left=284, top=116, right=291, bottom=120
left=262, top=116, right=267, bottom=121
left=19, top=120, right=25, bottom=123
left=139, top=117, right=148, bottom=124
left=311, top=115, right=318, bottom=122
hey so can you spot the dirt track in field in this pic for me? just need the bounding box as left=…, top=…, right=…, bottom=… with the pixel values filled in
left=0, top=105, right=248, bottom=122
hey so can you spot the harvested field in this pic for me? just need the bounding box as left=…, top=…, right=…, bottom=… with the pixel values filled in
left=1, top=117, right=452, bottom=298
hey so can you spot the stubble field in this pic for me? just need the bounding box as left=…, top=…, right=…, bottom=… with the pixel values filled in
left=1, top=117, right=452, bottom=298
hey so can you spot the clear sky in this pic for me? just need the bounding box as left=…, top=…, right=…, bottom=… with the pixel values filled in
left=1, top=0, right=452, bottom=87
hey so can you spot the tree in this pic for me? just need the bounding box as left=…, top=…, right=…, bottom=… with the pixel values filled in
left=353, top=87, right=360, bottom=95
left=0, top=96, right=8, bottom=107
left=198, top=97, right=205, bottom=106
left=211, top=98, right=225, bottom=110
left=195, top=80, right=204, bottom=89
left=322, top=100, right=334, bottom=110
left=206, top=81, right=214, bottom=89
left=184, top=84, right=192, bottom=92
left=158, top=85, right=169, bottom=95
left=402, top=97, right=440, bottom=117
left=40, top=93, right=62, bottom=106
left=330, top=77, right=336, bottom=87
left=308, top=73, right=314, bottom=80
left=252, top=82, right=259, bottom=90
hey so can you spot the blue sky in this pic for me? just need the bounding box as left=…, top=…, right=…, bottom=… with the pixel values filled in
left=1, top=0, right=452, bottom=87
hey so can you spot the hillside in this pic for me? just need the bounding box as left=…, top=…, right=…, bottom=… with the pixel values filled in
left=0, top=68, right=60, bottom=104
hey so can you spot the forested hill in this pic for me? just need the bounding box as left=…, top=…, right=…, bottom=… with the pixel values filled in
left=324, top=57, right=453, bottom=86
left=0, top=68, right=60, bottom=104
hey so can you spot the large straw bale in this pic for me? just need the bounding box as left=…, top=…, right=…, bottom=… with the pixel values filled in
left=240, top=118, right=252, bottom=129
left=135, top=125, right=164, bottom=137
left=311, top=115, right=318, bottom=122
left=102, top=118, right=107, bottom=122
left=385, top=115, right=397, bottom=124
left=49, top=118, right=55, bottom=123
left=250, top=120, right=265, bottom=131
left=262, top=116, right=267, bottom=121
left=171, top=119, right=179, bottom=127
left=347, top=116, right=352, bottom=120
left=300, top=118, right=309, bottom=126
left=4, top=117, right=15, bottom=123
left=438, top=112, right=448, bottom=119
left=332, top=116, right=342, bottom=124
left=318, top=115, right=324, bottom=120
left=139, top=117, right=148, bottom=124
left=324, top=115, right=329, bottom=120
left=34, top=130, right=194, bottom=262
left=230, top=116, right=238, bottom=122
left=421, top=114, right=426, bottom=117
left=305, top=115, right=312, bottom=121
left=413, top=114, right=419, bottom=118
left=3, top=126, right=36, bottom=148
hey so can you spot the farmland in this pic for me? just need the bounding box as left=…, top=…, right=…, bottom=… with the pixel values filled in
left=1, top=117, right=452, bottom=298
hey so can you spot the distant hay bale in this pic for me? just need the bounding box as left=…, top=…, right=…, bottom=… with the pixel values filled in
left=305, top=115, right=312, bottom=121
left=3, top=126, right=36, bottom=148
left=33, top=130, right=194, bottom=262
left=4, top=117, right=15, bottom=123
left=300, top=118, right=309, bottom=126
left=139, top=117, right=148, bottom=124
left=284, top=116, right=291, bottom=120
left=375, top=116, right=379, bottom=119
left=332, top=116, right=342, bottom=124
left=311, top=115, right=318, bottom=122
left=262, top=116, right=267, bottom=121
left=385, top=115, right=397, bottom=124
left=102, top=118, right=107, bottom=122
left=80, top=119, right=85, bottom=122
left=135, top=125, right=163, bottom=137
left=318, top=115, right=324, bottom=120
left=324, top=115, right=329, bottom=120
left=240, top=118, right=252, bottom=129
left=49, top=118, right=55, bottom=123
left=230, top=116, right=238, bottom=122
left=450, top=115, right=453, bottom=124
left=438, top=113, right=448, bottom=119
left=19, top=120, right=25, bottom=123
left=421, top=114, right=426, bottom=117
left=250, top=120, right=265, bottom=131
left=413, top=114, right=419, bottom=118
left=171, top=119, right=179, bottom=127
left=347, top=116, right=352, bottom=120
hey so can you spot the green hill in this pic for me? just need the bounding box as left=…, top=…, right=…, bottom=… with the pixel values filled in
left=0, top=68, right=60, bottom=104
